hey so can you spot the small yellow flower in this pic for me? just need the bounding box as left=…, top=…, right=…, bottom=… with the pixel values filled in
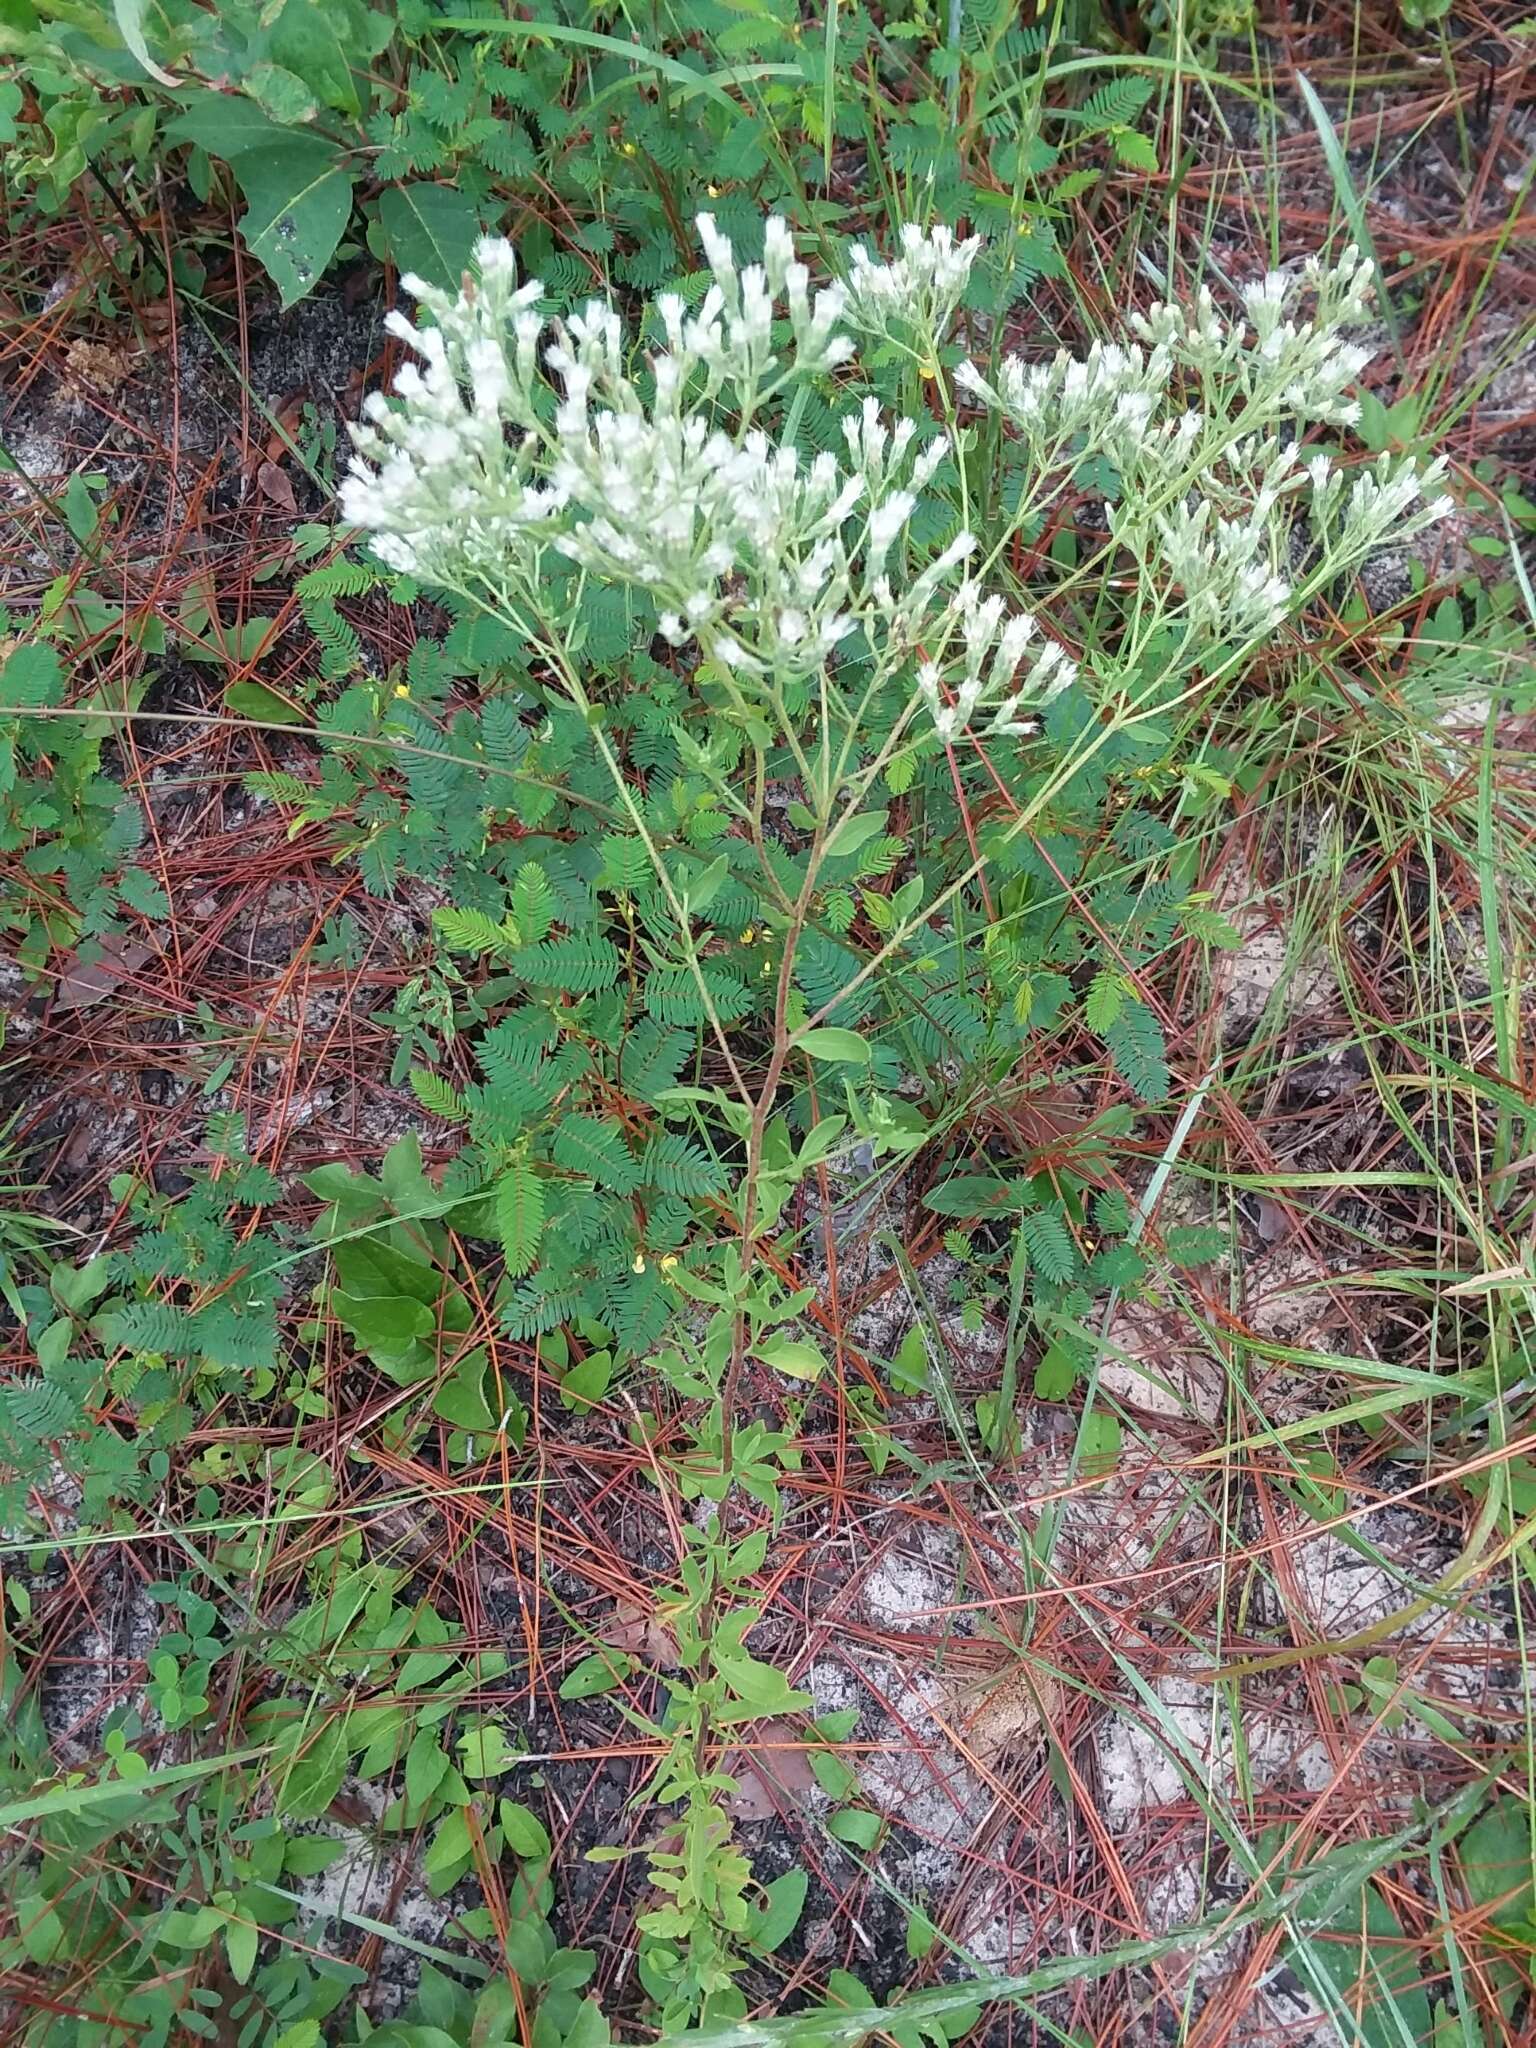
left=632, top=1251, right=646, bottom=1274
left=918, top=361, right=938, bottom=382
left=621, top=141, right=637, bottom=157
left=760, top=955, right=774, bottom=979
left=659, top=1254, right=679, bottom=1274
left=739, top=925, right=756, bottom=945
left=707, top=183, right=721, bottom=198
left=393, top=682, right=410, bottom=699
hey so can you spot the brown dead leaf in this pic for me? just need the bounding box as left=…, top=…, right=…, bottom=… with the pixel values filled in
left=1252, top=1193, right=1293, bottom=1244
left=601, top=1598, right=680, bottom=1670
left=257, top=461, right=298, bottom=516
left=724, top=1718, right=820, bottom=1820
left=53, top=937, right=153, bottom=1013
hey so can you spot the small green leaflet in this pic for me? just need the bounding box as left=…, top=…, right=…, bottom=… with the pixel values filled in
left=754, top=1335, right=827, bottom=1382
left=797, top=1027, right=871, bottom=1064
left=495, top=1162, right=545, bottom=1277
left=559, top=1649, right=633, bottom=1700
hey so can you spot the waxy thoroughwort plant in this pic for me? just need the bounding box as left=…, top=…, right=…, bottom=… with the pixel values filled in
left=336, top=215, right=1453, bottom=2017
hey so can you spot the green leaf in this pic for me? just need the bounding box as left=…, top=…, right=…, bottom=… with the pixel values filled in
left=224, top=1912, right=258, bottom=1985
left=433, top=906, right=518, bottom=958
left=269, top=3, right=363, bottom=118
left=1019, top=1208, right=1076, bottom=1285
left=1033, top=1339, right=1081, bottom=1400
left=243, top=63, right=319, bottom=127
left=331, top=1291, right=434, bottom=1354
left=376, top=184, right=480, bottom=293
left=750, top=1869, right=808, bottom=1954
left=924, top=1174, right=1034, bottom=1219
left=437, top=16, right=795, bottom=111
left=233, top=139, right=354, bottom=307
left=498, top=1800, right=551, bottom=1859
left=797, top=1028, right=871, bottom=1064
left=434, top=1357, right=494, bottom=1431
left=1104, top=998, right=1170, bottom=1102
left=754, top=1335, right=827, bottom=1383
left=512, top=935, right=622, bottom=993
left=225, top=679, right=305, bottom=725
left=495, top=1163, right=545, bottom=1278
left=796, top=1115, right=848, bottom=1169
left=1287, top=1877, right=1430, bottom=2048
left=808, top=1748, right=860, bottom=1802
left=1084, top=965, right=1125, bottom=1033
left=559, top=1649, right=633, bottom=1700
left=757, top=1335, right=831, bottom=1384
left=1459, top=1797, right=1536, bottom=1927
left=1112, top=127, right=1159, bottom=172
left=458, top=1723, right=516, bottom=1778
left=1181, top=902, right=1245, bottom=949
left=827, top=1808, right=882, bottom=1850
left=409, top=1070, right=468, bottom=1122
left=166, top=91, right=293, bottom=157
left=1079, top=1411, right=1121, bottom=1475
left=552, top=1115, right=640, bottom=1194
left=62, top=472, right=98, bottom=543
left=114, top=0, right=178, bottom=86
left=1163, top=1224, right=1227, bottom=1268
left=559, top=1352, right=612, bottom=1413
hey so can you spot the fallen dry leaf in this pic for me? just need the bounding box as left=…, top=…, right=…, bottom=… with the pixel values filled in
left=257, top=461, right=298, bottom=516
left=53, top=936, right=153, bottom=1013
left=724, top=1718, right=820, bottom=1820
left=601, top=1597, right=680, bottom=1670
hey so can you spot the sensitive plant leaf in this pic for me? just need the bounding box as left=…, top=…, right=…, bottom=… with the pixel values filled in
left=1181, top=902, right=1246, bottom=948
left=510, top=863, right=555, bottom=945
left=433, top=905, right=518, bottom=958
left=552, top=1115, right=640, bottom=1194
left=495, top=1162, right=545, bottom=1277
left=1104, top=998, right=1170, bottom=1102
left=408, top=1071, right=468, bottom=1122
left=1084, top=965, right=1126, bottom=1033
left=512, top=935, right=622, bottom=993
left=1019, top=1208, right=1076, bottom=1285
left=1163, top=1224, right=1228, bottom=1268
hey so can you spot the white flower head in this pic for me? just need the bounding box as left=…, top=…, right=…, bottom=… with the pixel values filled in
left=843, top=221, right=983, bottom=352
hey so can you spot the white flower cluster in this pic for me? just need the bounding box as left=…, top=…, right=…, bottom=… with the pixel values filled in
left=957, top=244, right=1450, bottom=643
left=916, top=583, right=1075, bottom=742
left=338, top=238, right=563, bottom=581
left=342, top=216, right=1078, bottom=742
left=842, top=222, right=983, bottom=353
